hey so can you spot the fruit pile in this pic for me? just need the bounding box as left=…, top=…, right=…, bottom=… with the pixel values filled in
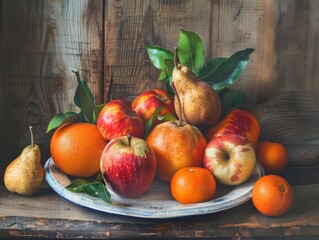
left=5, top=30, right=292, bottom=218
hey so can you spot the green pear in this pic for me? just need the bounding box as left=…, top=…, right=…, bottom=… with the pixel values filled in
left=172, top=48, right=221, bottom=126
left=4, top=126, right=44, bottom=196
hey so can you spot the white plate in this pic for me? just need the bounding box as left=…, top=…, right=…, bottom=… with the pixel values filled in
left=45, top=157, right=264, bottom=219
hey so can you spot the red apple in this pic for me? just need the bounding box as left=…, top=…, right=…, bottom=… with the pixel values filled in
left=132, top=89, right=176, bottom=128
left=100, top=135, right=157, bottom=198
left=204, top=134, right=256, bottom=186
left=97, top=99, right=144, bottom=141
left=205, top=109, right=260, bottom=150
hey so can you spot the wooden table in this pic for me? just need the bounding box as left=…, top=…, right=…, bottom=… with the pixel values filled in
left=1, top=182, right=319, bottom=239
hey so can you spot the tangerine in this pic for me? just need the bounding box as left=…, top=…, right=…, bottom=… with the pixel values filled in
left=252, top=175, right=294, bottom=217
left=257, top=141, right=288, bottom=174
left=50, top=123, right=107, bottom=178
left=170, top=167, right=216, bottom=204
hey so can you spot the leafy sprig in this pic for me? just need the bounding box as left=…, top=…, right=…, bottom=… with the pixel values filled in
left=66, top=173, right=111, bottom=203
left=46, top=70, right=105, bottom=132
left=143, top=106, right=177, bottom=138
left=146, top=29, right=254, bottom=111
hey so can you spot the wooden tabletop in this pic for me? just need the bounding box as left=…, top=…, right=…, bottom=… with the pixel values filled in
left=0, top=182, right=319, bottom=239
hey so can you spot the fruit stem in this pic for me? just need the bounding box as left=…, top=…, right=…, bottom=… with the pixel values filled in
left=170, top=81, right=183, bottom=127
left=127, top=134, right=132, bottom=146
left=174, top=47, right=179, bottom=69
left=72, top=70, right=81, bottom=84
left=29, top=126, right=34, bottom=147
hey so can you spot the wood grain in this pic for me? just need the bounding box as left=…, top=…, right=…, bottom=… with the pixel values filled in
left=1, top=0, right=319, bottom=177
left=103, top=0, right=215, bottom=102
left=253, top=0, right=319, bottom=165
left=0, top=183, right=318, bottom=238
left=0, top=0, right=103, bottom=177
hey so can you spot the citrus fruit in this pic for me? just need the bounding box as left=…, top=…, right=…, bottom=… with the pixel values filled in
left=146, top=120, right=207, bottom=182
left=50, top=123, right=107, bottom=178
left=170, top=167, right=216, bottom=204
left=257, top=141, right=288, bottom=174
left=252, top=175, right=294, bottom=217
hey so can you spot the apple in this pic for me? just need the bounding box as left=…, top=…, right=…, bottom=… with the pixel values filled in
left=132, top=89, right=176, bottom=128
left=205, top=109, right=260, bottom=150
left=146, top=120, right=207, bottom=182
left=203, top=134, right=256, bottom=186
left=100, top=135, right=157, bottom=198
left=97, top=99, right=144, bottom=141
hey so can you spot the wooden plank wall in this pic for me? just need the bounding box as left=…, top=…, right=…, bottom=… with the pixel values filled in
left=1, top=0, right=319, bottom=182
left=0, top=0, right=103, bottom=179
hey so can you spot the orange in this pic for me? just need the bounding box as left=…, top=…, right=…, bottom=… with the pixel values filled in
left=170, top=167, right=216, bottom=204
left=252, top=175, right=294, bottom=217
left=50, top=123, right=107, bottom=178
left=146, top=120, right=207, bottom=182
left=257, top=141, right=288, bottom=174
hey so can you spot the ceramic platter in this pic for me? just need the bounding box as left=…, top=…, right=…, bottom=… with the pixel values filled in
left=45, top=157, right=264, bottom=219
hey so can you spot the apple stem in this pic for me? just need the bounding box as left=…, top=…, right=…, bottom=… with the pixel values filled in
left=29, top=126, right=34, bottom=147
left=170, top=81, right=183, bottom=127
left=127, top=134, right=132, bottom=146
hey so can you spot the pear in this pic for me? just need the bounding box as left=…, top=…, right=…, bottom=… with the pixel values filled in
left=4, top=126, right=44, bottom=196
left=172, top=48, right=221, bottom=126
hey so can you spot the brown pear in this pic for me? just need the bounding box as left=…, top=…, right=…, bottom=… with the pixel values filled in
left=172, top=48, right=221, bottom=126
left=4, top=126, right=44, bottom=196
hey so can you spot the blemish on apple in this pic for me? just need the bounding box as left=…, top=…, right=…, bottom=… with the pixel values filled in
left=241, top=147, right=250, bottom=152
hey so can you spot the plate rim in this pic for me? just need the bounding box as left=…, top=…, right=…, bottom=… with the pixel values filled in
left=45, top=157, right=263, bottom=219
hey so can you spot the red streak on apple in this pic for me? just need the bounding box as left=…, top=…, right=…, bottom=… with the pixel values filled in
left=241, top=147, right=250, bottom=152
left=223, top=111, right=253, bottom=135
left=132, top=89, right=175, bottom=127
left=204, top=134, right=256, bottom=186
left=231, top=162, right=243, bottom=182
left=220, top=134, right=248, bottom=146
left=97, top=99, right=144, bottom=140
left=100, top=136, right=156, bottom=198
left=102, top=153, right=154, bottom=197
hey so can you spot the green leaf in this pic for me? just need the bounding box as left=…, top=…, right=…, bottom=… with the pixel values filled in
left=145, top=46, right=174, bottom=71
left=158, top=71, right=167, bottom=81
left=92, top=183, right=112, bottom=203
left=74, top=80, right=94, bottom=108
left=46, top=111, right=79, bottom=132
left=221, top=89, right=246, bottom=115
left=164, top=58, right=174, bottom=75
left=66, top=174, right=111, bottom=204
left=204, top=48, right=254, bottom=91
left=196, top=57, right=227, bottom=78
left=177, top=29, right=205, bottom=72
left=96, top=103, right=106, bottom=115
left=80, top=82, right=98, bottom=123
left=66, top=178, right=92, bottom=192
left=157, top=113, right=177, bottom=122
left=165, top=75, right=174, bottom=97
left=72, top=70, right=98, bottom=123
left=75, top=80, right=98, bottom=123
left=143, top=106, right=164, bottom=138
left=73, top=71, right=94, bottom=108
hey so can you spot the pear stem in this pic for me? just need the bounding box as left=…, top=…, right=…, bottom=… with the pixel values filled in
left=170, top=82, right=183, bottom=127
left=29, top=126, right=34, bottom=147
